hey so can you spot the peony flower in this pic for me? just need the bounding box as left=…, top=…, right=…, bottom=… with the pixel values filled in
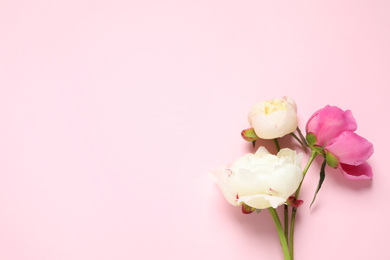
left=210, top=147, right=303, bottom=211
left=247, top=96, right=298, bottom=139
left=306, top=105, right=374, bottom=180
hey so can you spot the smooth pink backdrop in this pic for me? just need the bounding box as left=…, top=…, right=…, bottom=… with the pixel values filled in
left=1, top=1, right=389, bottom=259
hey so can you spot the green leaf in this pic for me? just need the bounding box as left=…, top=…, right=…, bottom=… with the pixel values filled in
left=256, top=209, right=262, bottom=213
left=310, top=158, right=327, bottom=208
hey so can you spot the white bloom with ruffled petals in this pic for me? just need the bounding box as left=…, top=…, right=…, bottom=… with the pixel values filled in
left=211, top=147, right=302, bottom=209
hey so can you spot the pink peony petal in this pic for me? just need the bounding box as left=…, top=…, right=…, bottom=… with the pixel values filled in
left=305, top=105, right=357, bottom=146
left=340, top=162, right=373, bottom=180
left=326, top=131, right=374, bottom=165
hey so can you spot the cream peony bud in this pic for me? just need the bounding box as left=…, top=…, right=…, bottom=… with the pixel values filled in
left=248, top=96, right=298, bottom=139
left=211, top=147, right=303, bottom=210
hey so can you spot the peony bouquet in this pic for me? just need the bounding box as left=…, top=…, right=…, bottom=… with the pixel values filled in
left=211, top=97, right=373, bottom=260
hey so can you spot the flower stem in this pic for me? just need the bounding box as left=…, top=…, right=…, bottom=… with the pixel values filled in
left=289, top=150, right=318, bottom=259
left=269, top=208, right=291, bottom=260
left=273, top=138, right=281, bottom=151
left=284, top=204, right=289, bottom=245
left=273, top=138, right=289, bottom=247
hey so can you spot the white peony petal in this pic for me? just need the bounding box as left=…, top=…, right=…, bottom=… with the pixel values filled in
left=283, top=96, right=297, bottom=112
left=277, top=148, right=296, bottom=164
left=248, top=97, right=298, bottom=139
left=268, top=164, right=303, bottom=198
left=229, top=168, right=269, bottom=197
left=238, top=194, right=286, bottom=209
left=210, top=166, right=238, bottom=205
left=254, top=146, right=270, bottom=158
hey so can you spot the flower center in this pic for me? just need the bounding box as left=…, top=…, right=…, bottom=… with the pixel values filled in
left=264, top=99, right=287, bottom=115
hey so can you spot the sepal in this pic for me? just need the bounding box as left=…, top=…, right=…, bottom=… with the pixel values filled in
left=287, top=196, right=303, bottom=207
left=241, top=203, right=256, bottom=214
left=325, top=151, right=339, bottom=168
left=241, top=128, right=259, bottom=142
left=306, top=133, right=317, bottom=147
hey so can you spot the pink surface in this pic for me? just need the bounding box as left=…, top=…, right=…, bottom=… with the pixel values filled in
left=0, top=1, right=389, bottom=259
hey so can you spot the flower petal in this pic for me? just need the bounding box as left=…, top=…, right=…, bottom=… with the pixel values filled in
left=277, top=148, right=303, bottom=166
left=210, top=166, right=238, bottom=205
left=229, top=167, right=270, bottom=197
left=248, top=97, right=298, bottom=139
left=269, top=164, right=303, bottom=198
left=340, top=162, right=373, bottom=180
left=282, top=96, right=297, bottom=112
left=238, top=194, right=286, bottom=209
left=305, top=105, right=357, bottom=146
left=326, top=131, right=374, bottom=165
left=254, top=146, right=271, bottom=158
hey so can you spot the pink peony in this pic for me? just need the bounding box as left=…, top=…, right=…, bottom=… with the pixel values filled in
left=306, top=105, right=374, bottom=180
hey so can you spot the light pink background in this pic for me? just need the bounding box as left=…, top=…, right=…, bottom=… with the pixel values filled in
left=1, top=1, right=389, bottom=259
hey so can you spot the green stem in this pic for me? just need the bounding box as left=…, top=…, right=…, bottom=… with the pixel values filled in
left=284, top=204, right=289, bottom=245
left=296, top=127, right=308, bottom=147
left=290, top=132, right=308, bottom=153
left=273, top=138, right=289, bottom=247
left=269, top=208, right=291, bottom=260
left=273, top=138, right=281, bottom=151
left=289, top=207, right=297, bottom=260
left=295, top=150, right=317, bottom=200
left=289, top=150, right=318, bottom=259
left=273, top=138, right=289, bottom=243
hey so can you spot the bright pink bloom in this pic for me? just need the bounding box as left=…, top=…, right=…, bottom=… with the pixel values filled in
left=306, top=105, right=374, bottom=180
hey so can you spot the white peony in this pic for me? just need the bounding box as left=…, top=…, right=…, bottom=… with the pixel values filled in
left=211, top=147, right=303, bottom=209
left=248, top=96, right=298, bottom=139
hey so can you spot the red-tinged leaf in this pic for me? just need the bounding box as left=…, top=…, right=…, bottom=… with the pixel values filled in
left=241, top=128, right=259, bottom=142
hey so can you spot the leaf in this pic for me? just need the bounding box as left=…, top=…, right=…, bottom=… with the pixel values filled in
left=310, top=158, right=326, bottom=208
